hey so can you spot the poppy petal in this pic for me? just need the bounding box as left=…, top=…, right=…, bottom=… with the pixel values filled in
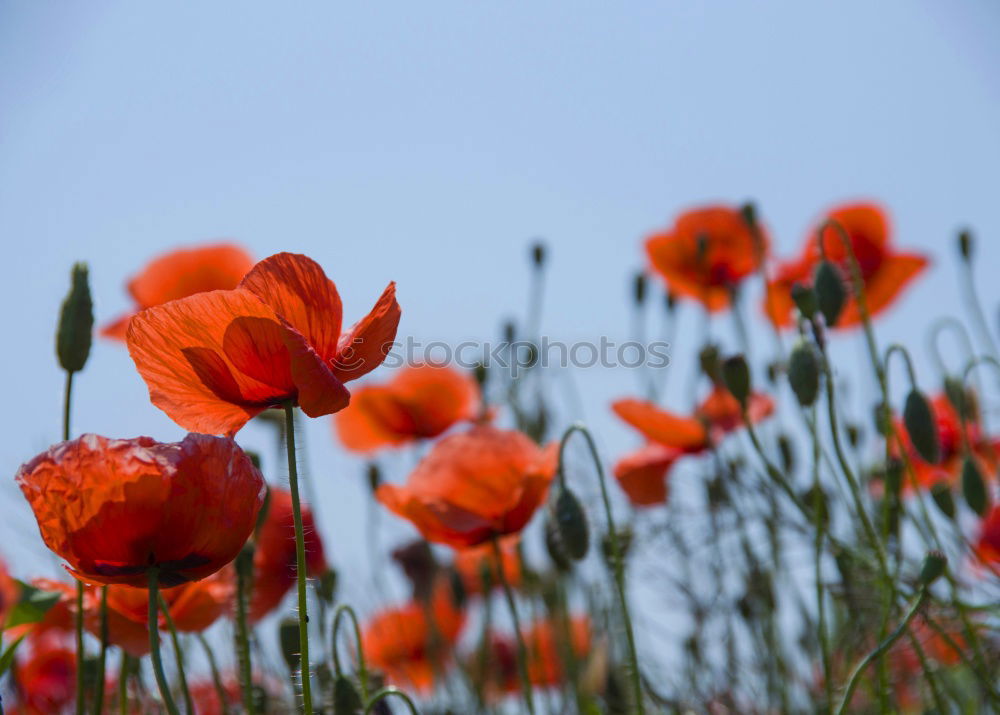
left=612, top=398, right=707, bottom=450
left=331, top=282, right=401, bottom=383
left=838, top=252, right=929, bottom=326
left=127, top=243, right=255, bottom=309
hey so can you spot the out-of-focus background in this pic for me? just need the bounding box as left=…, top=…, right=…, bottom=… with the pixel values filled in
left=2, top=1, right=999, bottom=622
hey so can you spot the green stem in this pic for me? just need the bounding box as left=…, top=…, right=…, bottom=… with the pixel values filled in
left=284, top=402, right=313, bottom=714
left=63, top=370, right=85, bottom=715
left=235, top=546, right=256, bottom=715
left=364, top=686, right=420, bottom=714
left=492, top=535, right=535, bottom=715
left=147, top=568, right=181, bottom=715
left=810, top=407, right=833, bottom=714
left=835, top=589, right=926, bottom=715
left=198, top=633, right=230, bottom=715
left=118, top=652, right=131, bottom=715
left=331, top=604, right=369, bottom=700
left=93, top=585, right=109, bottom=714
left=159, top=594, right=193, bottom=714
left=556, top=423, right=645, bottom=715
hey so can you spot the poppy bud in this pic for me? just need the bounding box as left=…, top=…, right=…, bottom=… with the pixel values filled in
left=699, top=344, right=721, bottom=383
left=544, top=516, right=572, bottom=572
left=632, top=271, right=648, bottom=307
left=814, top=260, right=846, bottom=328
left=279, top=617, right=301, bottom=673
left=739, top=201, right=758, bottom=228
left=944, top=377, right=975, bottom=423
left=873, top=401, right=892, bottom=437
left=958, top=230, right=972, bottom=261
left=777, top=434, right=794, bottom=474
left=721, top=354, right=751, bottom=407
left=333, top=674, right=363, bottom=714
left=788, top=340, right=820, bottom=407
left=549, top=486, right=589, bottom=561
left=530, top=241, right=547, bottom=269
left=918, top=550, right=947, bottom=587
left=930, top=481, right=956, bottom=519
left=961, top=457, right=989, bottom=516
left=316, top=567, right=338, bottom=605
left=366, top=463, right=381, bottom=493
left=56, top=262, right=93, bottom=374
left=884, top=458, right=904, bottom=500
left=904, top=389, right=940, bottom=464
left=790, top=283, right=818, bottom=321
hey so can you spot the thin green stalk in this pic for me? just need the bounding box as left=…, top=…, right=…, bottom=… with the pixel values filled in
left=235, top=546, right=256, bottom=715
left=810, top=406, right=832, bottom=713
left=556, top=423, right=645, bottom=714
left=93, top=585, right=109, bottom=714
left=492, top=535, right=535, bottom=715
left=198, top=633, right=230, bottom=715
left=118, top=652, right=131, bottom=715
left=63, top=370, right=85, bottom=715
left=331, top=604, right=369, bottom=700
left=284, top=402, right=313, bottom=714
left=159, top=593, right=193, bottom=714
left=836, top=589, right=926, bottom=715
left=364, top=686, right=421, bottom=714
left=148, top=568, right=181, bottom=715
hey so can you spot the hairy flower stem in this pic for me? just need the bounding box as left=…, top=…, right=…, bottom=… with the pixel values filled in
left=159, top=593, right=194, bottom=713
left=235, top=546, right=256, bottom=715
left=492, top=535, right=535, bottom=715
left=557, top=423, right=645, bottom=715
left=148, top=568, right=181, bottom=715
left=284, top=402, right=313, bottom=714
left=62, top=370, right=86, bottom=715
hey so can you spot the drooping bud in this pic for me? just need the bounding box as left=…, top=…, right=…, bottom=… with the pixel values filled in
left=930, top=481, right=956, bottom=519
left=333, top=674, right=364, bottom=714
left=548, top=487, right=589, bottom=562
left=279, top=617, right=301, bottom=673
left=544, top=516, right=572, bottom=572
left=814, top=260, right=846, bottom=328
left=904, top=389, right=940, bottom=464
left=721, top=354, right=751, bottom=407
left=56, top=262, right=94, bottom=374
left=788, top=340, right=820, bottom=407
left=790, top=283, right=818, bottom=321
left=530, top=240, right=547, bottom=269
left=632, top=271, right=648, bottom=307
left=918, top=550, right=947, bottom=587
left=699, top=344, right=721, bottom=383
left=961, top=456, right=989, bottom=516
left=958, top=230, right=972, bottom=261
left=944, top=377, right=976, bottom=423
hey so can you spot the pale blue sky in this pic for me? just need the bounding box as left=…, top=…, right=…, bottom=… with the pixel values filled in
left=2, top=0, right=1000, bottom=658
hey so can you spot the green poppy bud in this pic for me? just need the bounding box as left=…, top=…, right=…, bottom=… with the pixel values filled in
left=930, top=481, right=956, bottom=519
left=958, top=230, right=972, bottom=261
left=904, top=389, right=940, bottom=464
left=918, top=550, right=947, bottom=587
left=316, top=567, right=338, bottom=605
left=788, top=340, right=820, bottom=407
left=544, top=516, right=572, bottom=572
left=740, top=201, right=758, bottom=229
left=632, top=271, right=647, bottom=307
left=814, top=260, right=846, bottom=328
left=56, top=262, right=93, bottom=374
left=530, top=241, right=547, bottom=268
left=722, top=354, right=751, bottom=407
left=549, top=486, right=589, bottom=561
left=699, top=344, right=721, bottom=383
left=961, top=456, right=989, bottom=516
left=279, top=617, right=301, bottom=673
left=790, top=283, right=818, bottom=321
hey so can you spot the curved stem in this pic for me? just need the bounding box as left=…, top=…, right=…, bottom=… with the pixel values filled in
left=836, top=589, right=926, bottom=715
left=198, top=633, right=230, bottom=715
left=284, top=402, right=313, bottom=714
left=159, top=593, right=193, bottom=714
left=93, top=585, right=109, bottom=714
left=331, top=604, right=368, bottom=699
left=883, top=343, right=917, bottom=389
left=234, top=547, right=256, bottom=715
left=364, top=686, right=420, bottom=714
left=928, top=317, right=976, bottom=378
left=492, top=535, right=535, bottom=715
left=556, top=423, right=645, bottom=714
left=148, top=568, right=181, bottom=715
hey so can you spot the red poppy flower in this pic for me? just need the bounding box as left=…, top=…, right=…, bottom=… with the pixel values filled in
left=334, top=364, right=480, bottom=453
left=646, top=205, right=768, bottom=312
left=12, top=635, right=76, bottom=715
left=376, top=426, right=558, bottom=549
left=612, top=443, right=681, bottom=507
left=16, top=433, right=265, bottom=587
left=101, top=243, right=255, bottom=341
left=0, top=557, right=19, bottom=625
left=452, top=536, right=522, bottom=595
left=525, top=616, right=591, bottom=687
left=974, top=505, right=1000, bottom=566
left=362, top=580, right=465, bottom=692
left=126, top=252, right=401, bottom=436
left=249, top=488, right=326, bottom=622
left=764, top=202, right=929, bottom=328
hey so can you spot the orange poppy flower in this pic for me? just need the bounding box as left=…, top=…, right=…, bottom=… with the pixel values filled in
left=334, top=364, right=480, bottom=453
left=362, top=580, right=465, bottom=692
left=126, top=252, right=401, bottom=436
left=376, top=426, right=558, bottom=549
left=11, top=635, right=76, bottom=715
left=249, top=488, right=326, bottom=622
left=453, top=536, right=522, bottom=595
left=645, top=205, right=768, bottom=312
left=16, top=433, right=265, bottom=587
left=974, top=505, right=1000, bottom=566
left=0, top=556, right=20, bottom=625
left=763, top=202, right=929, bottom=328
left=612, top=443, right=681, bottom=507
left=479, top=616, right=591, bottom=697
left=101, top=243, right=255, bottom=341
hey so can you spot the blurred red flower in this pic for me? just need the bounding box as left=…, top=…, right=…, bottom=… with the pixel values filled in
left=10, top=635, right=76, bottom=715
left=453, top=536, right=522, bottom=595
left=479, top=615, right=591, bottom=697
left=334, top=364, right=480, bottom=453
left=127, top=252, right=400, bottom=436
left=101, top=243, right=255, bottom=341
left=974, top=505, right=1000, bottom=566
left=16, top=434, right=265, bottom=587
left=764, top=202, right=928, bottom=328
left=377, top=426, right=557, bottom=548
left=612, top=443, right=681, bottom=507
left=646, top=205, right=768, bottom=312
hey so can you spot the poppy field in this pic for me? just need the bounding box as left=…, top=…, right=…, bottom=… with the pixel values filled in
left=2, top=199, right=999, bottom=714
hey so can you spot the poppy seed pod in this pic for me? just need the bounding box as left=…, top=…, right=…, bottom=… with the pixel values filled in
left=958, top=230, right=972, bottom=261
left=904, top=389, right=940, bottom=464
left=813, top=260, right=846, bottom=328
left=279, top=617, right=301, bottom=672
left=56, top=263, right=94, bottom=374
left=721, top=355, right=751, bottom=407
left=787, top=340, right=820, bottom=407
left=790, top=283, right=818, bottom=321
left=333, top=674, right=363, bottom=714
left=549, top=486, right=589, bottom=562
left=930, top=481, right=956, bottom=520
left=632, top=271, right=648, bottom=306
left=961, top=457, right=989, bottom=516
left=918, top=550, right=947, bottom=587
